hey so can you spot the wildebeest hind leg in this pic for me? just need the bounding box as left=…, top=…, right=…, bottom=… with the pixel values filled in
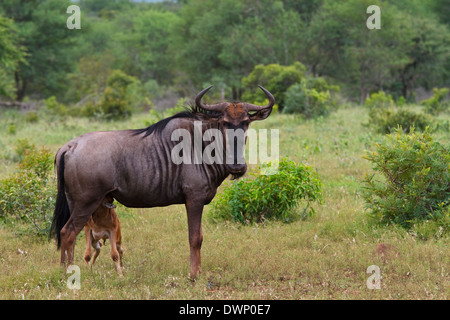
left=60, top=201, right=103, bottom=266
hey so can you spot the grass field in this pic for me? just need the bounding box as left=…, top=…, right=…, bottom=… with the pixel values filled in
left=0, top=105, right=448, bottom=299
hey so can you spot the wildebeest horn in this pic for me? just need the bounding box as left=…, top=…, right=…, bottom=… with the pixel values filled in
left=242, top=85, right=275, bottom=111
left=195, top=85, right=227, bottom=111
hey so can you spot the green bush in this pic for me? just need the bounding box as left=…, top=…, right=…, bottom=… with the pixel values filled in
left=7, top=123, right=16, bottom=135
left=283, top=77, right=339, bottom=118
left=364, top=91, right=394, bottom=109
left=368, top=107, right=432, bottom=134
left=0, top=145, right=55, bottom=236
left=25, top=111, right=39, bottom=123
left=44, top=96, right=67, bottom=116
left=99, top=70, right=139, bottom=120
left=14, top=138, right=35, bottom=162
left=362, top=127, right=450, bottom=229
left=209, top=158, right=323, bottom=224
left=421, top=87, right=449, bottom=115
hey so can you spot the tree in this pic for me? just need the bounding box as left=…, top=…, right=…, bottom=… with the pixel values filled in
left=78, top=0, right=133, bottom=16
left=393, top=16, right=450, bottom=99
left=0, top=0, right=79, bottom=101
left=170, top=0, right=305, bottom=98
left=242, top=62, right=306, bottom=110
left=117, top=9, right=180, bottom=85
left=302, top=0, right=450, bottom=102
left=0, top=15, right=26, bottom=99
left=99, top=70, right=139, bottom=120
left=303, top=0, right=412, bottom=103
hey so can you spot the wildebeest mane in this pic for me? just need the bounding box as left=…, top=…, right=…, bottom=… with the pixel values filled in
left=132, top=103, right=222, bottom=138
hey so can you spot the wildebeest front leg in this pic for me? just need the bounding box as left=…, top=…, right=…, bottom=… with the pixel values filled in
left=185, top=201, right=204, bottom=279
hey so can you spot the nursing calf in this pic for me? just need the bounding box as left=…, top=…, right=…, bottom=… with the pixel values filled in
left=83, top=195, right=123, bottom=276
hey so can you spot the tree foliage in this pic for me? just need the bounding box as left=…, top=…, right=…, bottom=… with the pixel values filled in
left=0, top=15, right=26, bottom=98
left=99, top=70, right=139, bottom=120
left=0, top=0, right=79, bottom=101
left=0, top=0, right=448, bottom=106
left=242, top=62, right=306, bottom=110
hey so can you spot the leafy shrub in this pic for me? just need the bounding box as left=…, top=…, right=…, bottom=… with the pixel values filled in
left=0, top=145, right=55, bottom=236
left=14, top=138, right=35, bottom=162
left=421, top=87, right=449, bottom=115
left=368, top=107, right=432, bottom=134
left=44, top=96, right=67, bottom=116
left=362, top=127, right=450, bottom=229
left=99, top=70, right=139, bottom=120
left=25, top=111, right=39, bottom=123
left=283, top=77, right=339, bottom=118
left=396, top=96, right=406, bottom=107
left=364, top=91, right=394, bottom=109
left=209, top=158, right=323, bottom=224
left=18, top=146, right=53, bottom=179
left=7, top=123, right=16, bottom=135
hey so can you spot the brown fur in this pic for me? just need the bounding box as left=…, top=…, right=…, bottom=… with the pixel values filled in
left=226, top=103, right=245, bottom=119
left=83, top=195, right=123, bottom=276
left=373, top=243, right=398, bottom=263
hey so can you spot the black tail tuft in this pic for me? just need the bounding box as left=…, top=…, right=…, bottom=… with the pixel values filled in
left=50, top=151, right=70, bottom=250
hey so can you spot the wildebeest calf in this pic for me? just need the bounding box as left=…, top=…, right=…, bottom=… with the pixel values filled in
left=83, top=195, right=123, bottom=276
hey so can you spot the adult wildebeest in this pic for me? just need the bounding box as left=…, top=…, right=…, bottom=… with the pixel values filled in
left=50, top=85, right=274, bottom=278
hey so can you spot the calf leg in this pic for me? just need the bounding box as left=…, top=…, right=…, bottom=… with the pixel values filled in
left=116, top=221, right=124, bottom=268
left=83, top=225, right=93, bottom=264
left=109, top=230, right=123, bottom=276
left=91, top=238, right=101, bottom=265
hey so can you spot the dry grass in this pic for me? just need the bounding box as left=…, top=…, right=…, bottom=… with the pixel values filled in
left=0, top=105, right=448, bottom=299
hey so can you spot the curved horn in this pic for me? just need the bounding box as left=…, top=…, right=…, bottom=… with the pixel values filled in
left=242, top=85, right=275, bottom=111
left=195, top=85, right=227, bottom=111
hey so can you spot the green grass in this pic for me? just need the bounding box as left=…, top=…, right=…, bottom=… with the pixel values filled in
left=0, top=105, right=448, bottom=299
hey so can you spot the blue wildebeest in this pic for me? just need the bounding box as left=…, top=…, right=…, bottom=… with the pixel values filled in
left=50, top=85, right=274, bottom=278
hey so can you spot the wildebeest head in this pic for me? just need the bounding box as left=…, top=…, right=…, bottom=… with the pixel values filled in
left=195, top=85, right=275, bottom=176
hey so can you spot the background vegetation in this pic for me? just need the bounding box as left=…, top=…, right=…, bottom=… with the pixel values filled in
left=0, top=0, right=449, bottom=300
left=0, top=0, right=449, bottom=108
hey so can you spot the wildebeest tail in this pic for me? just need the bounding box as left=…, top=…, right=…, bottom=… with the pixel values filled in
left=50, top=151, right=70, bottom=250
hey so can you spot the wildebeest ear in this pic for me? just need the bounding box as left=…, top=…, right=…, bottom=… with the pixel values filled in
left=249, top=107, right=273, bottom=122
